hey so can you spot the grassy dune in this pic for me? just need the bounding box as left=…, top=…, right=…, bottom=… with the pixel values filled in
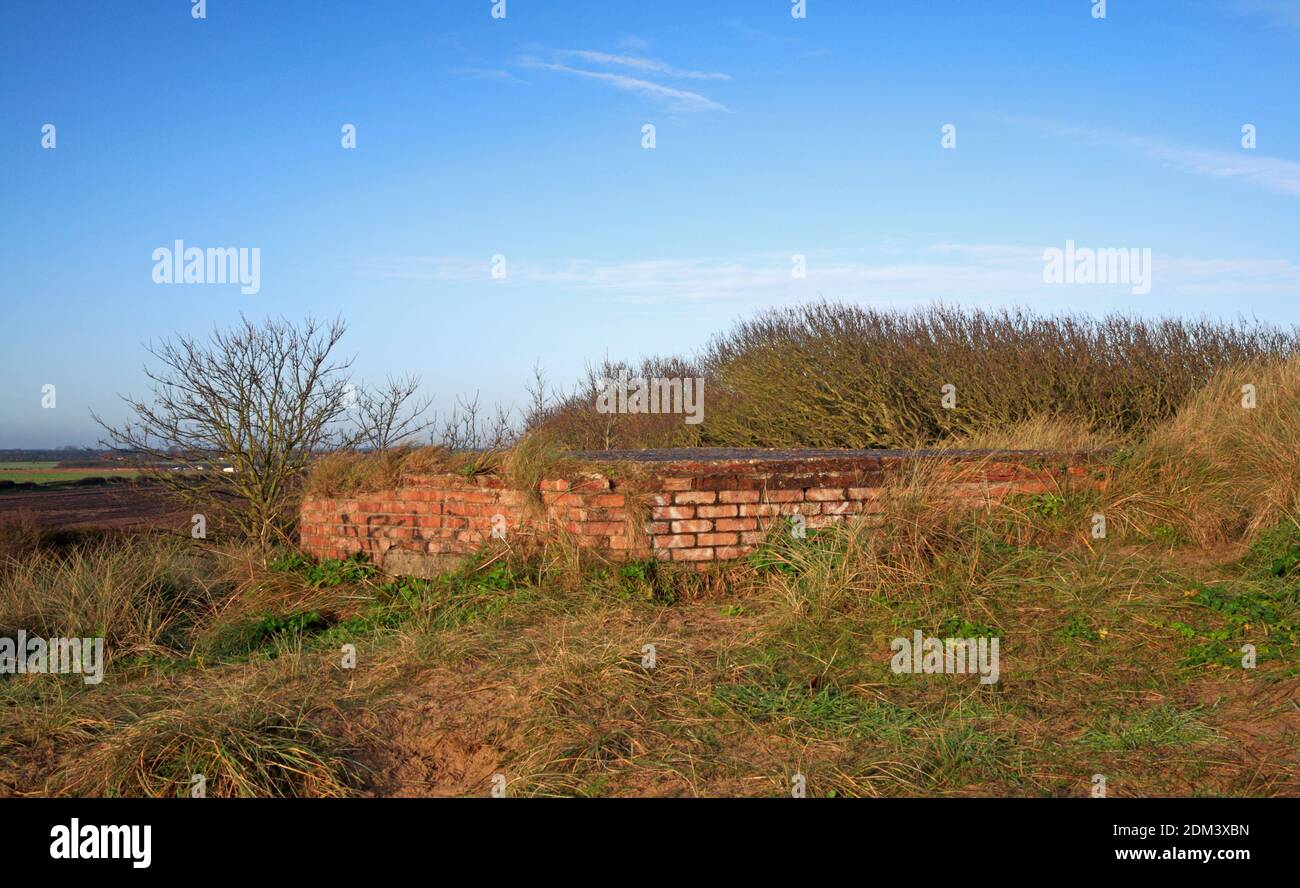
left=2, top=358, right=1298, bottom=797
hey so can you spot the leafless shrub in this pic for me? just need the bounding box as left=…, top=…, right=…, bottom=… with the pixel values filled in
left=94, top=315, right=427, bottom=548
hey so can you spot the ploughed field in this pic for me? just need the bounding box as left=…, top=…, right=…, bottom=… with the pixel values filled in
left=0, top=480, right=184, bottom=531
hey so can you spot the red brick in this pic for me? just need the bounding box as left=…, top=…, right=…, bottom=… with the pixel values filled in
left=653, top=534, right=696, bottom=549
left=698, top=532, right=738, bottom=546
left=716, top=545, right=755, bottom=560
left=653, top=505, right=695, bottom=520
left=572, top=476, right=611, bottom=492
left=739, top=503, right=782, bottom=517
left=674, top=491, right=717, bottom=505
left=584, top=521, right=627, bottom=536
left=761, top=489, right=803, bottom=503
left=671, top=519, right=713, bottom=534
left=719, top=490, right=761, bottom=504
left=715, top=517, right=757, bottom=532
left=697, top=504, right=738, bottom=519
left=806, top=487, right=845, bottom=501
left=660, top=477, right=694, bottom=491
left=672, top=547, right=714, bottom=562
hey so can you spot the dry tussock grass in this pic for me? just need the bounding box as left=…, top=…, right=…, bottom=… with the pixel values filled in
left=7, top=356, right=1300, bottom=797
left=1110, top=356, right=1300, bottom=545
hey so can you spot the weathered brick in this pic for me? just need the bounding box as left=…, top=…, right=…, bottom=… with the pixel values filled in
left=715, top=517, right=757, bottom=532
left=674, top=491, right=717, bottom=505
left=301, top=452, right=1105, bottom=567
left=578, top=521, right=625, bottom=536
left=572, top=475, right=611, bottom=492
left=761, top=489, right=803, bottom=503
left=698, top=532, right=738, bottom=546
left=805, top=487, right=846, bottom=501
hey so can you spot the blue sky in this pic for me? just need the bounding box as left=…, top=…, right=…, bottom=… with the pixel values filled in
left=3, top=0, right=1300, bottom=447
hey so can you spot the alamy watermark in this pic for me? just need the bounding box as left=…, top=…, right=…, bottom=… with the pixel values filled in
left=50, top=819, right=150, bottom=869
left=1042, top=240, right=1151, bottom=296
left=890, top=630, right=1000, bottom=685
left=595, top=375, right=704, bottom=425
left=1, top=631, right=105, bottom=685
left=152, top=240, right=261, bottom=295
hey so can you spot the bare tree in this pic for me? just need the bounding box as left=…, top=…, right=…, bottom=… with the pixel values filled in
left=431, top=392, right=517, bottom=452
left=96, top=315, right=385, bottom=548
left=351, top=374, right=433, bottom=451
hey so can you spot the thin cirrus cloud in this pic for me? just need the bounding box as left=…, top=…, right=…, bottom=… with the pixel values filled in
left=367, top=246, right=1300, bottom=307
left=559, top=49, right=732, bottom=81
left=1000, top=114, right=1300, bottom=198
left=513, top=49, right=730, bottom=112
left=452, top=66, right=526, bottom=83
left=1233, top=0, right=1300, bottom=31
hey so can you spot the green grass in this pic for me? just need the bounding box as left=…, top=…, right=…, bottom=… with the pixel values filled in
left=712, top=681, right=917, bottom=741
left=0, top=461, right=139, bottom=484
left=6, top=445, right=1300, bottom=796
left=1079, top=705, right=1219, bottom=751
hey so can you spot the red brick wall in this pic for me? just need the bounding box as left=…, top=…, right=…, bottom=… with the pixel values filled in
left=299, top=451, right=1097, bottom=573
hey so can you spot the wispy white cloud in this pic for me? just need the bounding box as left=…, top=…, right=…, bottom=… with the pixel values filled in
left=452, top=66, right=525, bottom=83
left=1233, top=0, right=1300, bottom=31
left=516, top=58, right=728, bottom=112
left=366, top=245, right=1300, bottom=307
left=559, top=49, right=731, bottom=81
left=1001, top=114, right=1300, bottom=198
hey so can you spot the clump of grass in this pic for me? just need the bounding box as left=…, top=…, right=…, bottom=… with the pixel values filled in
left=712, top=681, right=917, bottom=741
left=0, top=535, right=218, bottom=665
left=1079, top=704, right=1219, bottom=751
left=1111, top=357, right=1300, bottom=544
left=50, top=689, right=362, bottom=797
left=304, top=445, right=504, bottom=497
left=951, top=414, right=1118, bottom=452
